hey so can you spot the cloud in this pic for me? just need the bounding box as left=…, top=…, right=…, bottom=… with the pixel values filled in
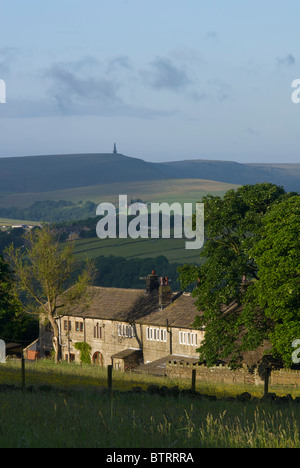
left=169, top=47, right=203, bottom=65
left=0, top=57, right=177, bottom=120
left=106, top=55, right=133, bottom=73
left=207, top=78, right=233, bottom=102
left=276, top=54, right=296, bottom=67
left=0, top=94, right=177, bottom=120
left=45, top=63, right=121, bottom=112
left=141, top=57, right=192, bottom=91
left=0, top=55, right=189, bottom=120
left=0, top=47, right=19, bottom=74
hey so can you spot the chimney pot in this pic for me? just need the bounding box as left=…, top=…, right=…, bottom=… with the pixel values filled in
left=146, top=271, right=159, bottom=293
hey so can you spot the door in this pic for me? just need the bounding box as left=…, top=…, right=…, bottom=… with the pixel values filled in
left=93, top=351, right=103, bottom=367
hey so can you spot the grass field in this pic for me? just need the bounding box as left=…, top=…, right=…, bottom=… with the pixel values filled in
left=1, top=360, right=300, bottom=448
left=0, top=178, right=240, bottom=209
left=0, top=218, right=41, bottom=227
left=71, top=235, right=203, bottom=264
left=0, top=178, right=237, bottom=264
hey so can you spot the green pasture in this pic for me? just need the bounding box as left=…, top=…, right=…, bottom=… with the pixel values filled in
left=0, top=178, right=239, bottom=209
left=70, top=235, right=202, bottom=264
left=1, top=360, right=300, bottom=448
left=0, top=218, right=41, bottom=227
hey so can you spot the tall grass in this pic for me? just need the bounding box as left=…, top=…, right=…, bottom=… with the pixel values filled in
left=0, top=390, right=300, bottom=448
left=1, top=359, right=299, bottom=398
left=1, top=360, right=300, bottom=448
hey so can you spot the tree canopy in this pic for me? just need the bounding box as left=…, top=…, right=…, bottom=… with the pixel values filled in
left=245, top=194, right=300, bottom=366
left=0, top=254, right=37, bottom=343
left=4, top=226, right=95, bottom=362
left=179, top=183, right=299, bottom=368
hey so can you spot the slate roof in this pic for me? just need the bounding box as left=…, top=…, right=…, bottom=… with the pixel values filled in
left=64, top=286, right=154, bottom=321
left=136, top=293, right=200, bottom=328
left=111, top=348, right=142, bottom=359
left=60, top=287, right=201, bottom=329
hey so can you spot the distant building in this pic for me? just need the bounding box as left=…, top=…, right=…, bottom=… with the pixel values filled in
left=113, top=143, right=117, bottom=154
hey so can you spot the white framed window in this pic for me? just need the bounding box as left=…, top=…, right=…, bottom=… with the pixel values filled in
left=179, top=331, right=198, bottom=346
left=146, top=327, right=167, bottom=342
left=118, top=323, right=135, bottom=338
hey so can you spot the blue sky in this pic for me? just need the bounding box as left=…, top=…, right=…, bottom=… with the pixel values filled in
left=0, top=0, right=300, bottom=163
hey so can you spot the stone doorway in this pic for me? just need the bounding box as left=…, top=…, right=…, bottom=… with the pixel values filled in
left=93, top=351, right=103, bottom=367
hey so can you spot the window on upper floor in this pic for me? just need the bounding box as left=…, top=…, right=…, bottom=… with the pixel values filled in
left=63, top=320, right=72, bottom=331
left=94, top=322, right=102, bottom=339
left=118, top=323, right=135, bottom=338
left=179, top=331, right=198, bottom=346
left=146, top=327, right=167, bottom=342
left=75, top=321, right=84, bottom=332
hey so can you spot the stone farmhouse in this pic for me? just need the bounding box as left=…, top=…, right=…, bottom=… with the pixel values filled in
left=35, top=271, right=204, bottom=371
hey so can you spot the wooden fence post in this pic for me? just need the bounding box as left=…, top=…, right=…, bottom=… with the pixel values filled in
left=21, top=355, right=25, bottom=391
left=107, top=365, right=113, bottom=393
left=191, top=369, right=196, bottom=392
left=264, top=369, right=271, bottom=396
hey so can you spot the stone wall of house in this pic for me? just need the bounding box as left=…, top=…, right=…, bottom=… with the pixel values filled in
left=60, top=316, right=143, bottom=367
left=141, top=325, right=204, bottom=363
left=40, top=315, right=206, bottom=367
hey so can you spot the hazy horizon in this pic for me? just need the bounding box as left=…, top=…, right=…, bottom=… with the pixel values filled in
left=0, top=150, right=299, bottom=166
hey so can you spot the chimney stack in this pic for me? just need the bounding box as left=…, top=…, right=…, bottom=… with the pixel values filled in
left=159, top=276, right=172, bottom=309
left=146, top=270, right=159, bottom=293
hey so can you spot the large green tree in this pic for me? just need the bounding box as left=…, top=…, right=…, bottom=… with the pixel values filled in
left=0, top=254, right=35, bottom=343
left=179, top=183, right=295, bottom=368
left=4, top=226, right=94, bottom=362
left=244, top=195, right=300, bottom=367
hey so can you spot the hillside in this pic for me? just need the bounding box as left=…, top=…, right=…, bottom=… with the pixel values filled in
left=154, top=160, right=300, bottom=193
left=0, top=153, right=164, bottom=194
left=0, top=178, right=240, bottom=210
left=0, top=152, right=299, bottom=197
